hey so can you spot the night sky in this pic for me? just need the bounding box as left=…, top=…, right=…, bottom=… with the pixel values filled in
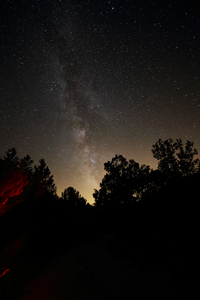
left=1, top=0, right=200, bottom=203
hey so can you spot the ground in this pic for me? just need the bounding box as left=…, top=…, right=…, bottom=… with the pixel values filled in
left=17, top=234, right=199, bottom=300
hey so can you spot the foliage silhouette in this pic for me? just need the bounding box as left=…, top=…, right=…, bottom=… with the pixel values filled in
left=61, top=186, right=87, bottom=207
left=0, top=139, right=200, bottom=299
left=0, top=149, right=57, bottom=216
left=3, top=148, right=19, bottom=167
left=152, top=138, right=199, bottom=178
left=32, top=158, right=57, bottom=198
left=0, top=149, right=29, bottom=216
left=20, top=154, right=34, bottom=178
left=0, top=164, right=28, bottom=216
left=93, top=155, right=151, bottom=206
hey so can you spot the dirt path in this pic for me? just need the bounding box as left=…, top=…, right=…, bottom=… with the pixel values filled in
left=19, top=235, right=199, bottom=300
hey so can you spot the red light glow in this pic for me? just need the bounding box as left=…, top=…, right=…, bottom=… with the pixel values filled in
left=0, top=166, right=28, bottom=216
left=0, top=268, right=10, bottom=278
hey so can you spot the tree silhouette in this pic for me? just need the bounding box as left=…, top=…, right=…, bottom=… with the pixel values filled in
left=3, top=148, right=19, bottom=167
left=152, top=138, right=199, bottom=178
left=61, top=187, right=86, bottom=207
left=33, top=159, right=57, bottom=198
left=93, top=155, right=151, bottom=206
left=152, top=138, right=178, bottom=176
left=0, top=149, right=57, bottom=214
left=176, top=139, right=199, bottom=175
left=0, top=163, right=28, bottom=216
left=0, top=148, right=33, bottom=216
left=20, top=154, right=34, bottom=178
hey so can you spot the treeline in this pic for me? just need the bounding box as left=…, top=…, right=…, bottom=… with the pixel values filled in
left=0, top=149, right=93, bottom=277
left=93, top=138, right=200, bottom=206
left=0, top=148, right=88, bottom=216
left=0, top=148, right=56, bottom=217
left=93, top=139, right=200, bottom=284
left=1, top=138, right=199, bottom=215
left=0, top=138, right=200, bottom=284
left=0, top=150, right=93, bottom=299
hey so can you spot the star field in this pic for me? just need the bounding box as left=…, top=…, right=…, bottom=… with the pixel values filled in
left=1, top=0, right=200, bottom=203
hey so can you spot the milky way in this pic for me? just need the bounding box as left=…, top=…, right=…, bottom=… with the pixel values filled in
left=1, top=1, right=200, bottom=203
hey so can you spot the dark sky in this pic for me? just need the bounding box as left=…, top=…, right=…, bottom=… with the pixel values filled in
left=1, top=0, right=200, bottom=203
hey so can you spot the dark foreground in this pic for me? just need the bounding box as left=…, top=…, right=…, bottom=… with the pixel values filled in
left=0, top=234, right=199, bottom=300
left=1, top=174, right=200, bottom=299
